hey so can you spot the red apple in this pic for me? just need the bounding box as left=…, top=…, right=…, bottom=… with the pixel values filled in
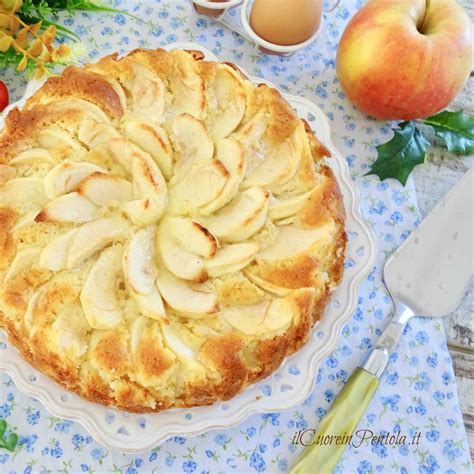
left=336, top=0, right=472, bottom=120
left=0, top=81, right=8, bottom=113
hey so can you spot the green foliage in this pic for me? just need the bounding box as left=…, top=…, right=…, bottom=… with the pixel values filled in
left=422, top=110, right=474, bottom=155
left=367, top=122, right=429, bottom=186
left=18, top=0, right=80, bottom=40
left=17, top=0, right=132, bottom=42
left=0, top=0, right=133, bottom=75
left=0, top=419, right=19, bottom=452
left=45, top=0, right=131, bottom=14
left=0, top=44, right=58, bottom=73
left=20, top=0, right=136, bottom=24
left=366, top=110, right=474, bottom=185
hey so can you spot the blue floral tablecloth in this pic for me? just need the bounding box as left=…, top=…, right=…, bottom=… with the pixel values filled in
left=0, top=1, right=471, bottom=473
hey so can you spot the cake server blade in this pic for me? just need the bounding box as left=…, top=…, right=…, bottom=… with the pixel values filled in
left=291, top=167, right=473, bottom=474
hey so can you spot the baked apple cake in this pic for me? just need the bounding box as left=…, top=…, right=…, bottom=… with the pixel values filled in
left=0, top=49, right=346, bottom=412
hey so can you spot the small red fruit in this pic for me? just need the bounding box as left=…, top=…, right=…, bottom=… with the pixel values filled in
left=0, top=81, right=9, bottom=113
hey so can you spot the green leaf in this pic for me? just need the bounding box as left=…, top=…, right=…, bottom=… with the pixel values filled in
left=366, top=122, right=429, bottom=186
left=0, top=420, right=19, bottom=452
left=4, top=433, right=18, bottom=452
left=0, top=47, right=56, bottom=76
left=422, top=110, right=474, bottom=155
left=18, top=0, right=138, bottom=39
left=30, top=0, right=138, bottom=19
left=0, top=48, right=25, bottom=70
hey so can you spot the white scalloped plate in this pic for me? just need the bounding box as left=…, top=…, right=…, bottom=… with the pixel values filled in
left=0, top=42, right=377, bottom=452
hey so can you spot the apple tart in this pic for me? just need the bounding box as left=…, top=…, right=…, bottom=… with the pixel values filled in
left=0, top=49, right=346, bottom=412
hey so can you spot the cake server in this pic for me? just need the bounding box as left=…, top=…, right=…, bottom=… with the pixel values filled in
left=291, top=167, right=474, bottom=474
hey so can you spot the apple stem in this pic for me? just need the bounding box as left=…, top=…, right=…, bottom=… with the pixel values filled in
left=417, top=0, right=431, bottom=35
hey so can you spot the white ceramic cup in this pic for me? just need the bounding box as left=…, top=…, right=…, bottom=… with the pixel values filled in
left=241, top=0, right=340, bottom=55
left=193, top=0, right=243, bottom=17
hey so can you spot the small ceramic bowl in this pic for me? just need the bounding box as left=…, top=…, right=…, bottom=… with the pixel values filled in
left=193, top=0, right=243, bottom=18
left=240, top=0, right=324, bottom=56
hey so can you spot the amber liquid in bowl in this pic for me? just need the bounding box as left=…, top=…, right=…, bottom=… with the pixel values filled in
left=249, top=0, right=322, bottom=46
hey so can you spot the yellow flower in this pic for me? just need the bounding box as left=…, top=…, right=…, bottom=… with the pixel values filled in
left=0, top=0, right=22, bottom=13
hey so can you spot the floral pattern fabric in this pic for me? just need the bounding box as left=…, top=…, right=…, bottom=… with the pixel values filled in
left=0, top=1, right=471, bottom=473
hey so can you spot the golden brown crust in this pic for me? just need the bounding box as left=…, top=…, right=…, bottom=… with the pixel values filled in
left=303, top=119, right=331, bottom=160
left=81, top=369, right=114, bottom=406
left=0, top=48, right=346, bottom=412
left=249, top=288, right=315, bottom=382
left=254, top=335, right=291, bottom=379
left=0, top=102, right=99, bottom=160
left=137, top=336, right=173, bottom=379
left=247, top=254, right=321, bottom=290
left=296, top=165, right=345, bottom=228
left=201, top=334, right=248, bottom=399
left=29, top=67, right=124, bottom=120
left=92, top=330, right=130, bottom=376
left=0, top=208, right=17, bottom=269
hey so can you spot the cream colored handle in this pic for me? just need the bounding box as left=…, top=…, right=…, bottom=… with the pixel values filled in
left=290, top=368, right=379, bottom=474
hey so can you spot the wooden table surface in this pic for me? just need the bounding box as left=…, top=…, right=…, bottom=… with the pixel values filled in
left=412, top=72, right=473, bottom=461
